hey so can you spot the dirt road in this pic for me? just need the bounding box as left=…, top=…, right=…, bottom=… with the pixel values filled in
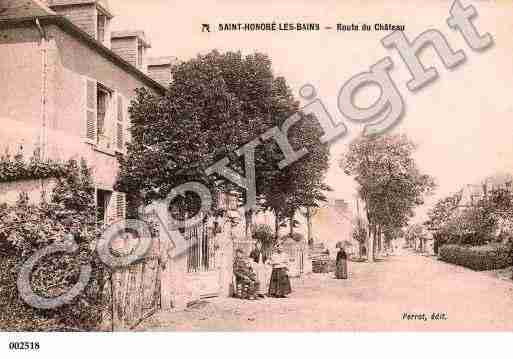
left=138, top=254, right=513, bottom=331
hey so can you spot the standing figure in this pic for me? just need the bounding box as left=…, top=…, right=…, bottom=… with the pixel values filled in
left=249, top=241, right=269, bottom=297
left=233, top=249, right=260, bottom=300
left=268, top=245, right=292, bottom=298
left=249, top=240, right=268, bottom=264
left=335, top=246, right=348, bottom=279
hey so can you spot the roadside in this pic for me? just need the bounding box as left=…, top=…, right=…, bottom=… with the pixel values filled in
left=137, top=254, right=513, bottom=331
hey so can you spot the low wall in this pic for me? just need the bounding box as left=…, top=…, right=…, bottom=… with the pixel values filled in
left=0, top=178, right=56, bottom=205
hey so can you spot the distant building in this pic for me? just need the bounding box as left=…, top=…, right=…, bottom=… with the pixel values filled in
left=309, top=198, right=354, bottom=255
left=458, top=173, right=513, bottom=208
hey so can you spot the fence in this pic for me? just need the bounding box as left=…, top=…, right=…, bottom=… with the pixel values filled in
left=110, top=236, right=162, bottom=330
left=184, top=220, right=217, bottom=273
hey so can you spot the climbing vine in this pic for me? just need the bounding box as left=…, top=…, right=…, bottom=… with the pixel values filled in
left=0, top=153, right=107, bottom=331
left=0, top=150, right=69, bottom=183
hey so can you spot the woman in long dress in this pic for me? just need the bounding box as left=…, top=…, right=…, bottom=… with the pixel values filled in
left=335, top=247, right=348, bottom=279
left=250, top=242, right=268, bottom=297
left=268, top=245, right=292, bottom=298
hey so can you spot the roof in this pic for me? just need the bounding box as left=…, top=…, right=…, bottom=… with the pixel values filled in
left=47, top=0, right=113, bottom=18
left=0, top=13, right=166, bottom=95
left=0, top=0, right=55, bottom=19
left=111, top=30, right=151, bottom=48
left=48, top=0, right=107, bottom=5
left=147, top=56, right=178, bottom=67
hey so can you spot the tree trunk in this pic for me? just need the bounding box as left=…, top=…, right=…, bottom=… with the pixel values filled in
left=289, top=212, right=295, bottom=236
left=274, top=213, right=280, bottom=243
left=244, top=209, right=253, bottom=240
left=306, top=207, right=313, bottom=247
left=373, top=226, right=378, bottom=261
left=365, top=206, right=374, bottom=263
left=367, top=223, right=375, bottom=263
left=377, top=226, right=383, bottom=254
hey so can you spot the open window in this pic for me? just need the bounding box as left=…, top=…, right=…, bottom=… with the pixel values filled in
left=97, top=189, right=113, bottom=227
left=96, top=83, right=112, bottom=148
left=85, top=78, right=125, bottom=151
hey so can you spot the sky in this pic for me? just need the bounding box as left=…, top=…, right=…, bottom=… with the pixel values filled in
left=108, top=0, right=513, bottom=223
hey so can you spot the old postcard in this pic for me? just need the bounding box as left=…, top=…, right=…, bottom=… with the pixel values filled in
left=1, top=0, right=512, bottom=356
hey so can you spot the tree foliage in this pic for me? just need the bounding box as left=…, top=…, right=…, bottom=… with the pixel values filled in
left=428, top=186, right=513, bottom=246
left=342, top=134, right=436, bottom=258
left=116, top=50, right=331, bottom=233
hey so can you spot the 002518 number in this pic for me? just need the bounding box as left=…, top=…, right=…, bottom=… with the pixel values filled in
left=9, top=342, right=40, bottom=350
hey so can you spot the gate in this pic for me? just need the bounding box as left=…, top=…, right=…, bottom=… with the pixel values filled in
left=184, top=219, right=220, bottom=298
left=111, top=235, right=161, bottom=330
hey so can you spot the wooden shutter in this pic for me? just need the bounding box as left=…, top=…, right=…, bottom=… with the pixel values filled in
left=116, top=192, right=126, bottom=219
left=116, top=94, right=125, bottom=152
left=85, top=78, right=97, bottom=142
left=107, top=92, right=116, bottom=151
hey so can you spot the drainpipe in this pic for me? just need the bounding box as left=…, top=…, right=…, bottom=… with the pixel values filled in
left=35, top=17, right=48, bottom=161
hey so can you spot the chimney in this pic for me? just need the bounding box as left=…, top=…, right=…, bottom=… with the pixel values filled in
left=147, top=56, right=178, bottom=87
left=111, top=30, right=151, bottom=72
left=48, top=0, right=114, bottom=47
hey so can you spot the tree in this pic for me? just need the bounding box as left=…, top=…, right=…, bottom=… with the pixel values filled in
left=260, top=112, right=331, bottom=239
left=424, top=194, right=461, bottom=252
left=352, top=218, right=367, bottom=257
left=427, top=185, right=513, bottom=247
left=116, top=50, right=331, bottom=242
left=405, top=224, right=425, bottom=251
left=425, top=194, right=460, bottom=230
left=117, top=51, right=283, bottom=225
left=341, top=134, right=436, bottom=262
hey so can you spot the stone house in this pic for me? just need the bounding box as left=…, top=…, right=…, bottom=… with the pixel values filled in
left=0, top=0, right=237, bottom=311
left=0, top=0, right=176, bottom=225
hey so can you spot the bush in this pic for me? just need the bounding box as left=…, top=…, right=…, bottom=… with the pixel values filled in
left=439, top=244, right=512, bottom=271
left=0, top=159, right=107, bottom=331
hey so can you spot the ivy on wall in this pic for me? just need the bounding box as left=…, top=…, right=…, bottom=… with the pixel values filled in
left=0, top=152, right=107, bottom=331
left=0, top=149, right=70, bottom=183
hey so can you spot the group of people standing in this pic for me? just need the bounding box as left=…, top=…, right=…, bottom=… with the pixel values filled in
left=233, top=242, right=292, bottom=299
left=233, top=241, right=350, bottom=300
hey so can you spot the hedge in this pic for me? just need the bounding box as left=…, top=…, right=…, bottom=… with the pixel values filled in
left=439, top=244, right=512, bottom=271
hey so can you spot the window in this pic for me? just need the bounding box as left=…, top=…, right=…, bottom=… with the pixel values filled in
left=85, top=79, right=125, bottom=151
left=96, top=84, right=112, bottom=147
left=138, top=45, right=144, bottom=68
left=97, top=14, right=106, bottom=44
left=97, top=189, right=112, bottom=227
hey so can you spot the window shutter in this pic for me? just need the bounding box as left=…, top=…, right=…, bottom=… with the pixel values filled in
left=116, top=94, right=125, bottom=152
left=85, top=78, right=97, bottom=142
left=116, top=192, right=126, bottom=219
left=108, top=92, right=116, bottom=150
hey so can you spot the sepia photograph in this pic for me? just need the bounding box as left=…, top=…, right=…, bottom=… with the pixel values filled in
left=0, top=0, right=512, bottom=356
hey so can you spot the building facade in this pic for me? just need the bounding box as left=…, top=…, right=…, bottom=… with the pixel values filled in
left=0, top=0, right=168, bottom=225
left=0, top=0, right=236, bottom=311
